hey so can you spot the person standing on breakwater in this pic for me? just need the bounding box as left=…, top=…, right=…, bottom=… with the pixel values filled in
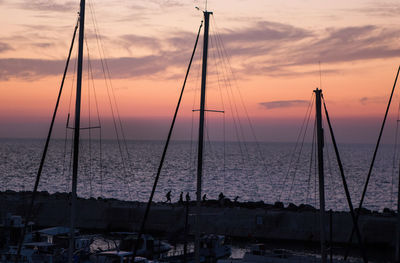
left=165, top=190, right=172, bottom=203
left=218, top=192, right=225, bottom=206
left=202, top=194, right=207, bottom=202
left=185, top=192, right=190, bottom=203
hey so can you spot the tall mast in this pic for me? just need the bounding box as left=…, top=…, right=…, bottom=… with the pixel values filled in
left=195, top=10, right=212, bottom=263
left=68, top=0, right=85, bottom=262
left=314, top=88, right=327, bottom=263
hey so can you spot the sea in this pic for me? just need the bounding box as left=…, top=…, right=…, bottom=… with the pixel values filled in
left=0, top=138, right=398, bottom=212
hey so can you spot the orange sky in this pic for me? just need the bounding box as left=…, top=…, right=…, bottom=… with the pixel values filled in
left=0, top=0, right=400, bottom=142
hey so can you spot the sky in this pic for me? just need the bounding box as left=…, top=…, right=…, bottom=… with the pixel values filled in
left=0, top=0, right=400, bottom=143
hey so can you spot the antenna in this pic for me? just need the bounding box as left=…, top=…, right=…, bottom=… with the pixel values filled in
left=319, top=61, right=322, bottom=89
left=205, top=0, right=207, bottom=11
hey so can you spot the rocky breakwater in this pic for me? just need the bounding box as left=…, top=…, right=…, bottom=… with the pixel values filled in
left=0, top=191, right=396, bottom=250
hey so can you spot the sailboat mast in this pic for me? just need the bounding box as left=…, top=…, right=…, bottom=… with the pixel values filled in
left=315, top=88, right=327, bottom=263
left=195, top=10, right=212, bottom=263
left=68, top=0, right=85, bottom=262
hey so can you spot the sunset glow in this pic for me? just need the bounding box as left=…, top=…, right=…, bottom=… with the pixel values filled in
left=0, top=0, right=399, bottom=143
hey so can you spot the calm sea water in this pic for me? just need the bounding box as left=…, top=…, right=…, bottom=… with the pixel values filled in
left=0, top=138, right=398, bottom=211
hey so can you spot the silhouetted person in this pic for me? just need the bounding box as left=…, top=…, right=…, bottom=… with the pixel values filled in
left=185, top=192, right=190, bottom=203
left=202, top=194, right=207, bottom=202
left=234, top=196, right=239, bottom=203
left=179, top=192, right=183, bottom=204
left=218, top=192, right=225, bottom=206
left=165, top=190, right=172, bottom=203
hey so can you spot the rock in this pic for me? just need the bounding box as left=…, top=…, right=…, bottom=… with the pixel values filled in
left=298, top=204, right=316, bottom=212
left=287, top=203, right=298, bottom=211
left=355, top=207, right=371, bottom=215
left=383, top=207, right=395, bottom=216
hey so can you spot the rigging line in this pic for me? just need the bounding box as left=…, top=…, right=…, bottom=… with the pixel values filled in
left=206, top=34, right=230, bottom=196
left=220, top=59, right=250, bottom=161
left=344, top=66, right=400, bottom=260
left=63, top=44, right=79, bottom=191
left=211, top=30, right=246, bottom=165
left=212, top=17, right=268, bottom=172
left=132, top=21, right=203, bottom=260
left=324, top=125, right=333, bottom=206
left=210, top=20, right=248, bottom=158
left=209, top=31, right=229, bottom=191
left=68, top=48, right=79, bottom=119
left=15, top=16, right=79, bottom=263
left=287, top=96, right=314, bottom=202
left=210, top=27, right=258, bottom=195
left=205, top=33, right=221, bottom=173
left=189, top=35, right=203, bottom=185
left=277, top=94, right=314, bottom=201
left=314, top=126, right=318, bottom=209
left=311, top=127, right=318, bottom=255
left=202, top=34, right=215, bottom=168
left=67, top=128, right=75, bottom=192
left=88, top=1, right=133, bottom=177
left=99, top=64, right=134, bottom=198
left=306, top=118, right=317, bottom=203
left=390, top=94, right=400, bottom=206
left=62, top=114, right=71, bottom=190
left=204, top=112, right=216, bottom=167
left=85, top=37, right=93, bottom=197
left=210, top=27, right=264, bottom=200
left=99, top=129, right=103, bottom=196
left=212, top=18, right=268, bottom=182
left=211, top=52, right=273, bottom=201
left=88, top=18, right=133, bottom=200
left=86, top=38, right=103, bottom=198
left=322, top=96, right=368, bottom=263
left=86, top=3, right=124, bottom=155
left=88, top=49, right=103, bottom=197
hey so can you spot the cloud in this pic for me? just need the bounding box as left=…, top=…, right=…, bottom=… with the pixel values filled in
left=0, top=58, right=64, bottom=80
left=291, top=26, right=400, bottom=65
left=0, top=42, right=12, bottom=53
left=33, top=42, right=54, bottom=48
left=15, top=0, right=77, bottom=12
left=2, top=19, right=400, bottom=80
left=351, top=1, right=400, bottom=18
left=0, top=56, right=171, bottom=81
left=209, top=21, right=312, bottom=60
left=232, top=24, right=400, bottom=76
left=119, top=34, right=161, bottom=51
left=359, top=96, right=389, bottom=105
left=220, top=21, right=312, bottom=43
left=259, top=100, right=308, bottom=109
left=148, top=0, right=184, bottom=8
left=0, top=29, right=200, bottom=80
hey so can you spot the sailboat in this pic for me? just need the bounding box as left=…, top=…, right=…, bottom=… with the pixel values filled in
left=129, top=6, right=232, bottom=263
left=10, top=0, right=134, bottom=262
left=9, top=0, right=86, bottom=262
left=128, top=6, right=352, bottom=263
